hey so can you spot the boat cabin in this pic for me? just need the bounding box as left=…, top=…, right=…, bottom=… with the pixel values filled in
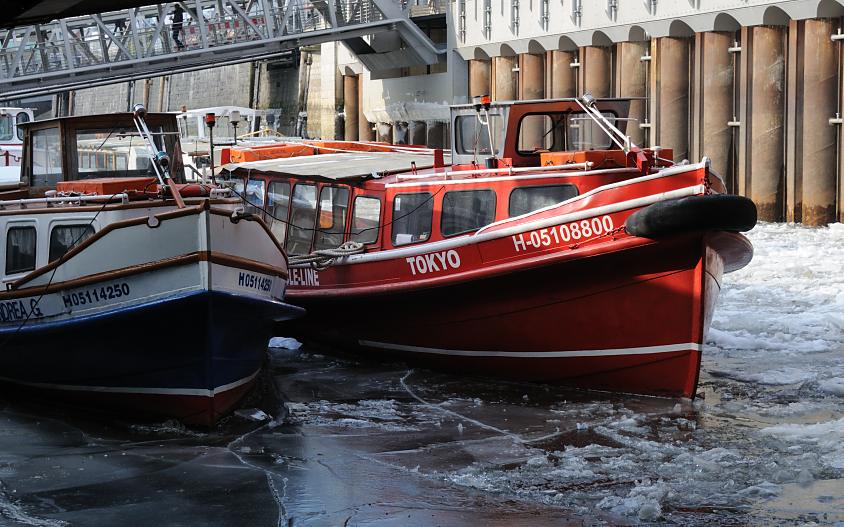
left=0, top=112, right=189, bottom=289
left=16, top=112, right=186, bottom=197
left=221, top=98, right=665, bottom=257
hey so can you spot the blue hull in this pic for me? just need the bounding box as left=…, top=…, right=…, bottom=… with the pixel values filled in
left=0, top=290, right=304, bottom=425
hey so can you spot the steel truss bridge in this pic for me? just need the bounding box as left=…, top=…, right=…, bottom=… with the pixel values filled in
left=0, top=0, right=445, bottom=100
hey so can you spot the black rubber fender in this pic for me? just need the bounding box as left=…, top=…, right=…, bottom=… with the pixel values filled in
left=624, top=195, right=757, bottom=238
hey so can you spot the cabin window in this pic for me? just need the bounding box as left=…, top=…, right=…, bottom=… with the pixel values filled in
left=31, top=127, right=62, bottom=188
left=16, top=112, right=29, bottom=141
left=509, top=185, right=578, bottom=217
left=245, top=179, right=265, bottom=216
left=517, top=114, right=565, bottom=153
left=350, top=196, right=381, bottom=244
left=567, top=112, right=616, bottom=151
left=454, top=114, right=503, bottom=157
left=75, top=127, right=166, bottom=179
left=441, top=189, right=496, bottom=237
left=314, top=186, right=350, bottom=251
left=49, top=225, right=95, bottom=262
left=267, top=181, right=290, bottom=243
left=5, top=226, right=36, bottom=275
left=391, top=192, right=432, bottom=246
left=0, top=115, right=13, bottom=141
left=285, top=183, right=317, bottom=256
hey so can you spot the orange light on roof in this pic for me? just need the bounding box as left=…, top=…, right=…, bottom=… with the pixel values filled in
left=480, top=95, right=491, bottom=105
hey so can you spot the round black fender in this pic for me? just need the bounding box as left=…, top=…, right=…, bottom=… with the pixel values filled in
left=624, top=195, right=757, bottom=238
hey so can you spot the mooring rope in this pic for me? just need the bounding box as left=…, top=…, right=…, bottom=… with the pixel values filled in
left=287, top=240, right=365, bottom=270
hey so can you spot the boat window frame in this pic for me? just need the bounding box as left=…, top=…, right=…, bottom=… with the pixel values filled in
left=349, top=195, right=382, bottom=245
left=5, top=224, right=37, bottom=276
left=285, top=181, right=319, bottom=256
left=48, top=223, right=95, bottom=263
left=244, top=178, right=267, bottom=219
left=28, top=125, right=63, bottom=190
left=508, top=183, right=580, bottom=218
left=440, top=188, right=497, bottom=238
left=390, top=191, right=434, bottom=247
left=314, top=185, right=351, bottom=251
left=514, top=110, right=619, bottom=157
left=267, top=180, right=291, bottom=244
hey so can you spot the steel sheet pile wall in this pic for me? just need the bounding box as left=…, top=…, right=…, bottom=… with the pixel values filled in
left=453, top=0, right=844, bottom=224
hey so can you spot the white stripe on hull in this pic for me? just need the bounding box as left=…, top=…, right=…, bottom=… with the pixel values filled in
left=358, top=340, right=702, bottom=358
left=0, top=369, right=260, bottom=398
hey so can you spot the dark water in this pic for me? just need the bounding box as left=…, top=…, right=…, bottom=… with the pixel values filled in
left=0, top=345, right=841, bottom=526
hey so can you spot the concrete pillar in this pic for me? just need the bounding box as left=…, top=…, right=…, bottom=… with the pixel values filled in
left=393, top=122, right=409, bottom=145
left=409, top=121, right=427, bottom=146
left=376, top=122, right=393, bottom=143
left=578, top=46, right=611, bottom=98
left=491, top=56, right=518, bottom=101
left=468, top=59, right=491, bottom=98
left=691, top=32, right=734, bottom=189
left=739, top=26, right=785, bottom=221
left=650, top=37, right=691, bottom=161
left=427, top=121, right=446, bottom=149
left=787, top=19, right=838, bottom=225
left=546, top=50, right=578, bottom=98
left=614, top=41, right=648, bottom=147
left=343, top=75, right=359, bottom=141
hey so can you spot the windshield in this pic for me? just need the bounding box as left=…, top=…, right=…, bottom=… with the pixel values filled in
left=75, top=127, right=184, bottom=181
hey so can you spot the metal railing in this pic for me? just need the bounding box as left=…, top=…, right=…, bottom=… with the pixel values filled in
left=0, top=0, right=442, bottom=99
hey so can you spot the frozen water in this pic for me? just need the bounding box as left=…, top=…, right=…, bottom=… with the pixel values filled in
left=1, top=223, right=843, bottom=526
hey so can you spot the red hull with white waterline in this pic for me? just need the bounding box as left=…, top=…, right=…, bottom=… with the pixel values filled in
left=222, top=96, right=756, bottom=398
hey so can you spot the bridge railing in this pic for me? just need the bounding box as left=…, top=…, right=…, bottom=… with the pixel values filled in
left=0, top=1, right=388, bottom=82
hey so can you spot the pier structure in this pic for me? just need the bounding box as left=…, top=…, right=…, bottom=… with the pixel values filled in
left=4, top=1, right=844, bottom=224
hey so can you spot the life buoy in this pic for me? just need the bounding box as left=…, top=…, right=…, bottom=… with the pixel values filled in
left=624, top=195, right=757, bottom=238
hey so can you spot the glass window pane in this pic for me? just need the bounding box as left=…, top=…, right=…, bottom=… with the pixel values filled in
left=49, top=225, right=95, bottom=262
left=0, top=115, right=12, bottom=142
left=509, top=185, right=579, bottom=217
left=16, top=112, right=30, bottom=141
left=75, top=127, right=165, bottom=179
left=31, top=128, right=62, bottom=188
left=441, top=189, right=496, bottom=237
left=567, top=113, right=615, bottom=150
left=6, top=226, right=36, bottom=275
left=245, top=179, right=265, bottom=216
left=285, top=183, right=317, bottom=256
left=350, top=196, right=381, bottom=244
left=391, top=192, right=432, bottom=246
left=454, top=114, right=503, bottom=156
left=268, top=181, right=290, bottom=243
left=314, top=186, right=349, bottom=250
left=518, top=114, right=567, bottom=153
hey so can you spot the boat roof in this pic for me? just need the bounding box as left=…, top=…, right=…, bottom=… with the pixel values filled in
left=219, top=151, right=450, bottom=183
left=449, top=97, right=645, bottom=110
left=17, top=112, right=176, bottom=128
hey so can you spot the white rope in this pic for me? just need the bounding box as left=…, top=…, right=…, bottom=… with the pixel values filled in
left=288, top=241, right=365, bottom=270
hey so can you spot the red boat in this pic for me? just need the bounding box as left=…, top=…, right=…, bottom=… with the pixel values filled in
left=221, top=95, right=756, bottom=398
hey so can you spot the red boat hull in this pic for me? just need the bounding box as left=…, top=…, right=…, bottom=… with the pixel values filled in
left=285, top=232, right=742, bottom=398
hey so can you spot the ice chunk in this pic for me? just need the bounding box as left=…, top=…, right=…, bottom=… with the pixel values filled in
left=818, top=378, right=844, bottom=396
left=268, top=337, right=302, bottom=350
left=235, top=408, right=270, bottom=422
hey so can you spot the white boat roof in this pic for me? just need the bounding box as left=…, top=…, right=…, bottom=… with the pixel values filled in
left=218, top=151, right=450, bottom=181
